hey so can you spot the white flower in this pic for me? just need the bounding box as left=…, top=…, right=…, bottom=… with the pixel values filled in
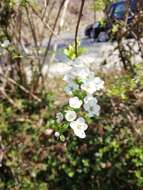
left=93, top=77, right=104, bottom=91
left=65, top=110, right=77, bottom=122
left=55, top=131, right=60, bottom=137
left=56, top=112, right=64, bottom=123
left=64, top=81, right=79, bottom=95
left=70, top=66, right=90, bottom=81
left=84, top=95, right=97, bottom=104
left=69, top=96, right=82, bottom=109
left=45, top=128, right=53, bottom=136
left=70, top=117, right=88, bottom=138
left=83, top=95, right=100, bottom=117
left=65, top=65, right=90, bottom=83
left=81, top=77, right=104, bottom=94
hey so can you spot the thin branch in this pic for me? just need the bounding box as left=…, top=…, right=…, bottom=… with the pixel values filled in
left=42, top=0, right=50, bottom=20
left=0, top=88, right=19, bottom=109
left=74, top=0, right=85, bottom=57
left=42, top=0, right=66, bottom=65
left=28, top=3, right=62, bottom=42
left=0, top=74, right=41, bottom=102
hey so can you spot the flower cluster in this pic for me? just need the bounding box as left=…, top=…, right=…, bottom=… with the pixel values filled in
left=56, top=62, right=104, bottom=138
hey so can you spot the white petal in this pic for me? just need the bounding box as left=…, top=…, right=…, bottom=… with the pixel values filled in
left=77, top=117, right=85, bottom=123
left=65, top=110, right=77, bottom=122
left=74, top=129, right=86, bottom=138
left=82, top=123, right=88, bottom=131
left=81, top=76, right=104, bottom=94
left=84, top=95, right=97, bottom=104
left=94, top=77, right=104, bottom=90
left=55, top=132, right=60, bottom=137
left=70, top=120, right=77, bottom=130
left=69, top=97, right=82, bottom=109
left=87, top=104, right=100, bottom=117
left=71, top=118, right=88, bottom=131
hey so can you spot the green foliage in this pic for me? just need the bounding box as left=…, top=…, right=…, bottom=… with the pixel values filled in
left=91, top=0, right=114, bottom=11
left=64, top=40, right=86, bottom=60
left=107, top=73, right=137, bottom=100
left=1, top=67, right=143, bottom=190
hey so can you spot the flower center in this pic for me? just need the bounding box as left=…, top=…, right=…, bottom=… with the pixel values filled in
left=89, top=106, right=94, bottom=112
left=77, top=125, right=82, bottom=130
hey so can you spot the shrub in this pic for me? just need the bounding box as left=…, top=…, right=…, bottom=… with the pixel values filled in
left=0, top=67, right=143, bottom=190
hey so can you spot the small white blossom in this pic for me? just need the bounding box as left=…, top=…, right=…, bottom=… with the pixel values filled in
left=70, top=117, right=88, bottom=138
left=75, top=130, right=86, bottom=138
left=55, top=131, right=60, bottom=137
left=64, top=81, right=79, bottom=95
left=69, top=96, right=82, bottom=109
left=81, top=77, right=104, bottom=94
left=84, top=95, right=100, bottom=117
left=93, top=77, right=104, bottom=91
left=65, top=110, right=77, bottom=122
left=84, top=95, right=98, bottom=104
left=56, top=112, right=64, bottom=123
left=45, top=128, right=53, bottom=136
left=70, top=66, right=90, bottom=81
